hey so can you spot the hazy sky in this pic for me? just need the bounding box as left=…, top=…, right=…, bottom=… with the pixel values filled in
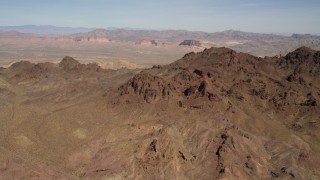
left=0, top=0, right=319, bottom=33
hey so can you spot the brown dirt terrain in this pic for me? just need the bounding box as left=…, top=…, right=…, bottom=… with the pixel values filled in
left=0, top=47, right=319, bottom=179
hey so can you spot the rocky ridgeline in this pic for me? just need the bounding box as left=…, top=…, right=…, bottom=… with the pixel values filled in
left=118, top=46, right=320, bottom=111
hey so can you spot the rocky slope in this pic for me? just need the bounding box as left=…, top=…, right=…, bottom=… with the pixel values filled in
left=0, top=47, right=319, bottom=179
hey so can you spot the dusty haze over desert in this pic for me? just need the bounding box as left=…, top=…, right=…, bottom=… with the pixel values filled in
left=0, top=0, right=320, bottom=179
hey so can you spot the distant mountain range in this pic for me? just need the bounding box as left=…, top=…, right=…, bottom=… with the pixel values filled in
left=1, top=25, right=320, bottom=57
left=0, top=25, right=94, bottom=35
left=65, top=29, right=319, bottom=47
left=0, top=25, right=319, bottom=37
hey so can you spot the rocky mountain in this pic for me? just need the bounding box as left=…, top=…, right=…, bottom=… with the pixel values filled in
left=0, top=46, right=319, bottom=179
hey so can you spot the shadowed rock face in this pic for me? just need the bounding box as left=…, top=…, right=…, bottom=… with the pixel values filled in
left=119, top=73, right=172, bottom=103
left=118, top=67, right=223, bottom=104
left=0, top=47, right=319, bottom=179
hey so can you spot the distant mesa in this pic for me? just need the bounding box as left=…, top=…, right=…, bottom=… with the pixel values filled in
left=135, top=39, right=165, bottom=46
left=179, top=40, right=202, bottom=47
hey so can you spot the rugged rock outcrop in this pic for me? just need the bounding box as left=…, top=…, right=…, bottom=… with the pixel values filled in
left=119, top=73, right=173, bottom=103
